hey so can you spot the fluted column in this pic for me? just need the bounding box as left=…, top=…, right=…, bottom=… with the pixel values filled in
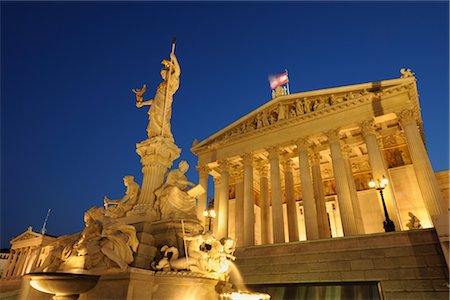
left=326, top=129, right=359, bottom=236
left=242, top=153, right=255, bottom=246
left=296, top=138, right=319, bottom=240
left=212, top=177, right=221, bottom=235
left=217, top=160, right=231, bottom=239
left=311, top=152, right=331, bottom=239
left=232, top=168, right=244, bottom=246
left=399, top=109, right=446, bottom=217
left=342, top=145, right=365, bottom=234
left=196, top=165, right=210, bottom=228
left=360, top=120, right=402, bottom=230
left=257, top=165, right=271, bottom=244
left=2, top=249, right=15, bottom=278
left=282, top=158, right=299, bottom=242
left=267, top=146, right=286, bottom=243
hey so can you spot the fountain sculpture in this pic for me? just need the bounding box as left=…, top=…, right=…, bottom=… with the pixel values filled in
left=21, top=40, right=269, bottom=300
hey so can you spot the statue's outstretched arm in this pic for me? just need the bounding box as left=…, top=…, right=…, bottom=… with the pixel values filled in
left=170, top=53, right=181, bottom=77
left=136, top=99, right=153, bottom=108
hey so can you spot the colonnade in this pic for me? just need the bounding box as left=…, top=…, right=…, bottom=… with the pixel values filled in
left=195, top=109, right=445, bottom=245
left=1, top=246, right=37, bottom=279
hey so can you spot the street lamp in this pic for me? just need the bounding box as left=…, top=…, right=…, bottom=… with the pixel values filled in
left=203, top=198, right=216, bottom=232
left=369, top=176, right=396, bottom=232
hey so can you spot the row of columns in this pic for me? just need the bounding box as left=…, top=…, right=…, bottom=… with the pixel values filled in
left=2, top=247, right=36, bottom=279
left=195, top=109, right=445, bottom=245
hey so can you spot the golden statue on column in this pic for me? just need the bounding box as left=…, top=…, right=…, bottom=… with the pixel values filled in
left=133, top=39, right=180, bottom=141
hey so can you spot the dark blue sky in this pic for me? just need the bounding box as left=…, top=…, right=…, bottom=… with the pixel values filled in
left=1, top=2, right=448, bottom=248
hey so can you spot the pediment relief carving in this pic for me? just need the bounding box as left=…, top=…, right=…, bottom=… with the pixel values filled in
left=12, top=232, right=41, bottom=243
left=197, top=81, right=414, bottom=151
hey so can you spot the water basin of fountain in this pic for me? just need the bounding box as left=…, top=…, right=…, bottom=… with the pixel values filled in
left=25, top=272, right=100, bottom=300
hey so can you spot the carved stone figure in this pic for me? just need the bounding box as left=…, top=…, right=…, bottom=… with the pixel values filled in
left=400, top=68, right=414, bottom=78
left=100, top=223, right=139, bottom=270
left=289, top=107, right=296, bottom=118
left=303, top=98, right=311, bottom=113
left=295, top=99, right=304, bottom=115
left=261, top=111, right=270, bottom=127
left=135, top=52, right=180, bottom=140
left=132, top=84, right=147, bottom=103
left=277, top=103, right=286, bottom=121
left=406, top=212, right=422, bottom=230
left=256, top=113, right=263, bottom=129
left=155, top=160, right=199, bottom=220
left=104, top=176, right=140, bottom=218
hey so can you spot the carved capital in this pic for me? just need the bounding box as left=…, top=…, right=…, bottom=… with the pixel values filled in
left=266, top=146, right=280, bottom=159
left=295, top=137, right=310, bottom=151
left=359, top=120, right=377, bottom=137
left=256, top=165, right=269, bottom=177
left=281, top=158, right=294, bottom=173
left=230, top=166, right=244, bottom=182
left=241, top=152, right=254, bottom=166
left=213, top=176, right=221, bottom=185
left=324, top=129, right=341, bottom=143
left=398, top=108, right=419, bottom=127
left=196, top=165, right=211, bottom=177
left=341, top=144, right=353, bottom=158
left=218, top=159, right=231, bottom=173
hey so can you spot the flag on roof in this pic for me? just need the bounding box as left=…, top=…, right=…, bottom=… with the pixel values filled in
left=269, top=72, right=289, bottom=90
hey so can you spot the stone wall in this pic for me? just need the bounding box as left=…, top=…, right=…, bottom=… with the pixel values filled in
left=235, top=229, right=449, bottom=299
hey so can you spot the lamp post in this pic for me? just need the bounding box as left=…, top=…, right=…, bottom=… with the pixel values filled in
left=369, top=176, right=396, bottom=232
left=203, top=197, right=216, bottom=232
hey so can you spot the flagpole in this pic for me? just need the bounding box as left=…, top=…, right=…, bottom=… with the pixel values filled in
left=285, top=69, right=291, bottom=95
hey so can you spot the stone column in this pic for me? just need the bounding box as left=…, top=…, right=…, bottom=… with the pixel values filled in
left=242, top=153, right=255, bottom=246
left=196, top=165, right=210, bottom=228
left=311, top=152, right=331, bottom=239
left=217, top=160, right=231, bottom=239
left=267, top=146, right=285, bottom=244
left=2, top=249, right=14, bottom=278
left=342, top=145, right=365, bottom=234
left=326, top=129, right=359, bottom=236
left=282, top=158, right=299, bottom=242
left=257, top=165, right=271, bottom=244
left=132, top=137, right=181, bottom=215
left=296, top=138, right=319, bottom=240
left=360, top=120, right=402, bottom=230
left=399, top=109, right=447, bottom=217
left=12, top=249, right=24, bottom=278
left=232, top=167, right=244, bottom=246
left=212, top=177, right=221, bottom=234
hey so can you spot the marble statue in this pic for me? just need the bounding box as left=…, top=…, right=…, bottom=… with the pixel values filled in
left=152, top=232, right=236, bottom=279
left=406, top=212, right=422, bottom=230
left=277, top=103, right=286, bottom=121
left=36, top=207, right=139, bottom=272
left=400, top=68, right=414, bottom=78
left=295, top=99, right=304, bottom=115
left=135, top=52, right=180, bottom=140
left=154, top=160, right=201, bottom=220
left=104, top=176, right=140, bottom=218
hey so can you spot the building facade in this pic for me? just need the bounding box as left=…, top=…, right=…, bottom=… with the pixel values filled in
left=191, top=72, right=449, bottom=298
left=192, top=71, right=447, bottom=246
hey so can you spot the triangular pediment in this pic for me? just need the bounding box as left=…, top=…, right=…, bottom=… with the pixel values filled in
left=11, top=230, right=43, bottom=243
left=191, top=75, right=416, bottom=153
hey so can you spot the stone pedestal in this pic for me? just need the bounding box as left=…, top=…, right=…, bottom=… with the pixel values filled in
left=129, top=137, right=181, bottom=216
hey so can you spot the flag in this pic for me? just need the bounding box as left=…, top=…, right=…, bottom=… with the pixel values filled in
left=269, top=72, right=289, bottom=90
